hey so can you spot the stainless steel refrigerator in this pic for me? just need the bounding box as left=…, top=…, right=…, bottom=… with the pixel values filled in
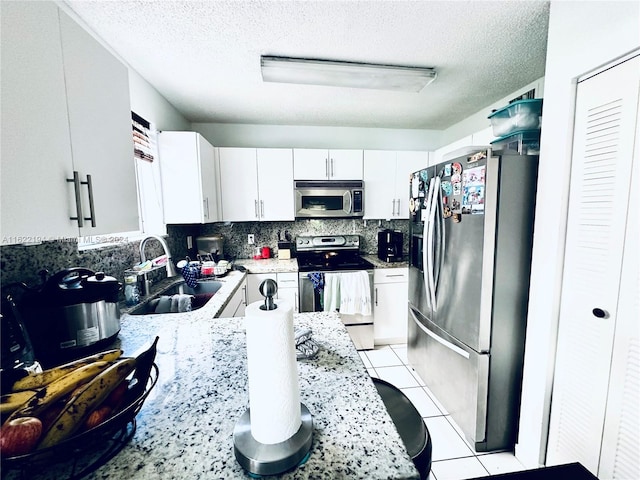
left=407, top=146, right=538, bottom=452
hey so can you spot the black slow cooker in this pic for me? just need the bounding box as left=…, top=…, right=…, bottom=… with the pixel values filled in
left=18, top=268, right=122, bottom=365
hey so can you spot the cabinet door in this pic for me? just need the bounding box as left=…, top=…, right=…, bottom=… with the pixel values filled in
left=159, top=132, right=206, bottom=223
left=277, top=272, right=299, bottom=313
left=329, top=149, right=363, bottom=180
left=256, top=149, right=294, bottom=221
left=0, top=1, right=77, bottom=242
left=546, top=56, right=639, bottom=475
left=219, top=148, right=259, bottom=221
left=59, top=11, right=138, bottom=236
left=364, top=151, right=397, bottom=219
left=373, top=268, right=409, bottom=344
left=198, top=135, right=219, bottom=222
left=246, top=273, right=277, bottom=306
left=395, top=151, right=429, bottom=219
left=293, top=149, right=329, bottom=179
left=219, top=278, right=247, bottom=318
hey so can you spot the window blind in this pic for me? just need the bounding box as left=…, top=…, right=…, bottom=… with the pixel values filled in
left=132, top=111, right=155, bottom=162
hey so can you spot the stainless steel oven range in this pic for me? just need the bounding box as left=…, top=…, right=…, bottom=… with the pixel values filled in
left=296, top=235, right=374, bottom=350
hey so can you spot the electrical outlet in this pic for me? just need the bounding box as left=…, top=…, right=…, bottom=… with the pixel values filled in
left=187, top=235, right=193, bottom=249
left=247, top=234, right=255, bottom=245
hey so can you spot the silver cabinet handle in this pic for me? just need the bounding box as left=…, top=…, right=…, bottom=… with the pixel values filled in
left=330, top=158, right=334, bottom=177
left=82, top=174, right=96, bottom=227
left=375, top=287, right=378, bottom=306
left=391, top=199, right=396, bottom=217
left=325, top=158, right=329, bottom=178
left=67, top=171, right=84, bottom=227
left=396, top=198, right=401, bottom=216
left=254, top=199, right=259, bottom=218
left=242, top=285, right=248, bottom=306
left=260, top=200, right=264, bottom=218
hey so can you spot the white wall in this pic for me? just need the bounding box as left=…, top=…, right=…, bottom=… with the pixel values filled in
left=516, top=0, right=639, bottom=469
left=193, top=122, right=442, bottom=150
left=129, top=70, right=191, bottom=131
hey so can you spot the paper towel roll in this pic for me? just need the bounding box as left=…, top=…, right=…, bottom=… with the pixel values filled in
left=244, top=299, right=301, bottom=444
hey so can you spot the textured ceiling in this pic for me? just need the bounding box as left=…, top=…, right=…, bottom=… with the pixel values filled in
left=63, top=0, right=550, bottom=129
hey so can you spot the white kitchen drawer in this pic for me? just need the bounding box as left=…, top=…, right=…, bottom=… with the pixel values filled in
left=277, top=272, right=298, bottom=285
left=374, top=268, right=409, bottom=284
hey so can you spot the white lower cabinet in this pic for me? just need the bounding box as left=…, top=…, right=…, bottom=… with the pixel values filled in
left=219, top=278, right=247, bottom=318
left=373, top=268, right=409, bottom=344
left=246, top=272, right=298, bottom=312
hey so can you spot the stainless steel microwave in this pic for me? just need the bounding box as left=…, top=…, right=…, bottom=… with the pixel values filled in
left=294, top=180, right=364, bottom=218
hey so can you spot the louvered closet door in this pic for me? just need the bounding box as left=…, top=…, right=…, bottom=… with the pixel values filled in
left=546, top=55, right=639, bottom=476
left=598, top=70, right=640, bottom=480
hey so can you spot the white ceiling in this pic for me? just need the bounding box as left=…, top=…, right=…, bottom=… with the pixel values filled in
left=63, top=0, right=550, bottom=130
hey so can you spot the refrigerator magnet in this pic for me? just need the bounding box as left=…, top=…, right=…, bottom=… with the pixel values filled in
left=444, top=164, right=452, bottom=176
left=453, top=182, right=462, bottom=195
left=441, top=181, right=453, bottom=196
left=452, top=162, right=463, bottom=175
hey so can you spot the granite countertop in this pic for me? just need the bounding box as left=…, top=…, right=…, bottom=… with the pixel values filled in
left=8, top=309, right=419, bottom=479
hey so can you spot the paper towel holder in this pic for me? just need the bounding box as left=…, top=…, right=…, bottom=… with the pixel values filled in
left=234, top=282, right=314, bottom=475
left=233, top=404, right=313, bottom=476
left=259, top=278, right=278, bottom=311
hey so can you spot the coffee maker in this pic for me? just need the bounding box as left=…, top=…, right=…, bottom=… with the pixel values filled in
left=377, top=229, right=403, bottom=263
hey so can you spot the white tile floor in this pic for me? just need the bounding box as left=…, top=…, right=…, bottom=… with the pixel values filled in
left=360, top=344, right=527, bottom=480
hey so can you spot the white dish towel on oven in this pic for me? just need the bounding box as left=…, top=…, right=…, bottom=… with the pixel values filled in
left=338, top=271, right=372, bottom=316
left=323, top=273, right=341, bottom=312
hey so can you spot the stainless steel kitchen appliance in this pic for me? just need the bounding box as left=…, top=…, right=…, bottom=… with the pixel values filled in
left=297, top=235, right=374, bottom=350
left=407, top=146, right=538, bottom=452
left=196, top=235, right=224, bottom=261
left=18, top=268, right=121, bottom=364
left=294, top=180, right=364, bottom=218
left=377, top=229, right=403, bottom=263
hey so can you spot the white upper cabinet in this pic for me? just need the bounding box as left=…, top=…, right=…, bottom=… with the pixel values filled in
left=59, top=11, right=138, bottom=237
left=364, top=150, right=428, bottom=219
left=1, top=2, right=138, bottom=244
left=1, top=1, right=77, bottom=242
left=219, top=148, right=294, bottom=222
left=256, top=148, right=295, bottom=221
left=293, top=149, right=363, bottom=180
left=159, top=132, right=219, bottom=224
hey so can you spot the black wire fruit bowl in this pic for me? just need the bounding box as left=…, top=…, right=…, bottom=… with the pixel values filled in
left=1, top=363, right=159, bottom=480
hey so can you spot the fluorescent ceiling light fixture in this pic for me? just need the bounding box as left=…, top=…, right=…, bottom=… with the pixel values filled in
left=261, top=56, right=436, bottom=92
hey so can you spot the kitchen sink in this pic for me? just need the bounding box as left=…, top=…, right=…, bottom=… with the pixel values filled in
left=128, top=280, right=223, bottom=315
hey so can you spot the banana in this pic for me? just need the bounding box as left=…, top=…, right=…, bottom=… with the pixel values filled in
left=5, top=361, right=113, bottom=423
left=128, top=336, right=159, bottom=398
left=11, top=348, right=123, bottom=392
left=38, top=357, right=137, bottom=449
left=0, top=390, right=39, bottom=415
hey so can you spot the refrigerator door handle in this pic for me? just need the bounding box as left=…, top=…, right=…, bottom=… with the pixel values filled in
left=409, top=309, right=470, bottom=359
left=426, top=177, right=438, bottom=311
left=436, top=175, right=446, bottom=289
left=423, top=178, right=435, bottom=305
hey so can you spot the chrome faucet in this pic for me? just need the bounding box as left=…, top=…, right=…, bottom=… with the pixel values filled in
left=139, top=235, right=178, bottom=278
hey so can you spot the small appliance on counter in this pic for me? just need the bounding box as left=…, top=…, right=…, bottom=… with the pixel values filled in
left=1, top=291, right=41, bottom=387
left=196, top=235, right=224, bottom=262
left=16, top=268, right=122, bottom=366
left=377, top=229, right=403, bottom=262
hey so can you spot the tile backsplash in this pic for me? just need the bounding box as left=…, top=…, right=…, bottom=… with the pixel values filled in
left=0, top=219, right=408, bottom=290
left=172, top=218, right=409, bottom=262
